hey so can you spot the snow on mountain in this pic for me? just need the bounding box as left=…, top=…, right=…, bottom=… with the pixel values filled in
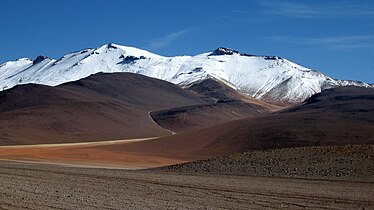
left=0, top=44, right=372, bottom=103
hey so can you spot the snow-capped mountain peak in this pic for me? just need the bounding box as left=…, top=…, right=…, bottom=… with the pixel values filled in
left=0, top=43, right=372, bottom=103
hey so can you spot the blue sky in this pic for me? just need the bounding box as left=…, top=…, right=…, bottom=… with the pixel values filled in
left=1, top=0, right=373, bottom=83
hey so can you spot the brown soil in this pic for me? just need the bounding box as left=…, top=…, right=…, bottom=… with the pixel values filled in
left=1, top=161, right=373, bottom=209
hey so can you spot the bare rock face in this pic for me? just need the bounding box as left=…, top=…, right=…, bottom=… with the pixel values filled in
left=209, top=47, right=253, bottom=57
left=32, top=55, right=50, bottom=65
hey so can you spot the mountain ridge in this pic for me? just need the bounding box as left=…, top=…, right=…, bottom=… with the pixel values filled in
left=1, top=43, right=372, bottom=103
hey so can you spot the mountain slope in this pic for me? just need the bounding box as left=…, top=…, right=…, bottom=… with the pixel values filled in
left=150, top=78, right=274, bottom=133
left=0, top=72, right=207, bottom=145
left=0, top=86, right=372, bottom=172
left=94, top=86, right=374, bottom=160
left=1, top=44, right=372, bottom=103
left=150, top=101, right=269, bottom=133
left=185, top=77, right=284, bottom=110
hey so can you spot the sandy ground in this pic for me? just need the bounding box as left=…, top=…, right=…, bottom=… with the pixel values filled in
left=1, top=160, right=373, bottom=210
left=0, top=137, right=187, bottom=169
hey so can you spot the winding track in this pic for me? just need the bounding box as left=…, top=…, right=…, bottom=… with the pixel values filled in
left=0, top=137, right=157, bottom=149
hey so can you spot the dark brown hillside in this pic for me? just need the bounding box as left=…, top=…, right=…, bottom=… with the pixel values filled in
left=186, top=78, right=284, bottom=111
left=0, top=73, right=207, bottom=145
left=97, top=86, right=374, bottom=160
left=150, top=78, right=279, bottom=133
left=0, top=87, right=372, bottom=170
left=282, top=86, right=374, bottom=113
left=59, top=72, right=208, bottom=110
left=150, top=101, right=269, bottom=133
left=0, top=72, right=280, bottom=145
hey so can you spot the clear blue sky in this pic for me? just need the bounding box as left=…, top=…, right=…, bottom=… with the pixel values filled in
left=1, top=0, right=373, bottom=83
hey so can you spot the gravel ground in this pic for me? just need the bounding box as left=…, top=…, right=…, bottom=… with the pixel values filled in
left=0, top=160, right=374, bottom=209
left=158, top=145, right=374, bottom=182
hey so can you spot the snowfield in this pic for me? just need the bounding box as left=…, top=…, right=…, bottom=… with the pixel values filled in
left=0, top=44, right=372, bottom=103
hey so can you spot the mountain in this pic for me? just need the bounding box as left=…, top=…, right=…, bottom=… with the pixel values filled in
left=1, top=44, right=372, bottom=104
left=0, top=72, right=207, bottom=145
left=97, top=86, right=374, bottom=161
left=150, top=78, right=277, bottom=133
left=0, top=86, right=372, bottom=171
left=150, top=102, right=269, bottom=133
left=0, top=72, right=277, bottom=145
left=185, top=77, right=284, bottom=110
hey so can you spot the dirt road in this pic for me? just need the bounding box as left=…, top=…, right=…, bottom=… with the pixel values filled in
left=0, top=161, right=373, bottom=209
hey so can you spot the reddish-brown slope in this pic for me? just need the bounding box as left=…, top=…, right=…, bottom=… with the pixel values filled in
left=0, top=73, right=207, bottom=145
left=0, top=87, right=372, bottom=168
left=99, top=86, right=374, bottom=160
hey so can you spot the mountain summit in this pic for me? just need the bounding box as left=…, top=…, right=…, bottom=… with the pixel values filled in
left=0, top=43, right=372, bottom=103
